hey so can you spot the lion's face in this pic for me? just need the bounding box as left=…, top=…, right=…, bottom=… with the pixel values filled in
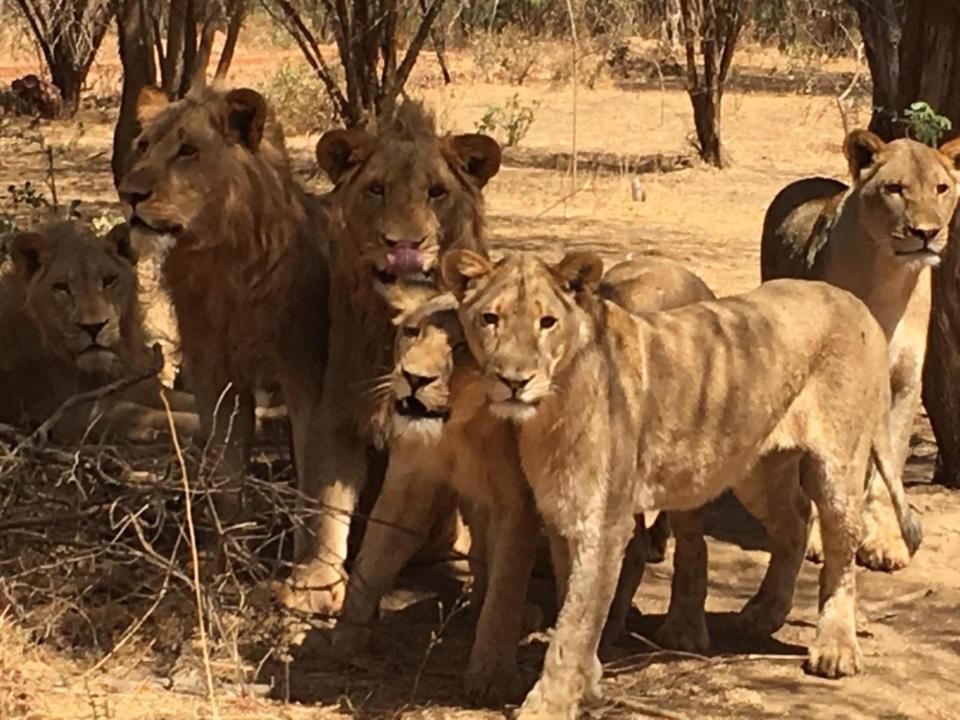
left=846, top=131, right=960, bottom=266
left=10, top=222, right=139, bottom=376
left=316, top=106, right=500, bottom=288
left=443, top=251, right=602, bottom=422
left=383, top=284, right=462, bottom=442
left=118, top=86, right=273, bottom=256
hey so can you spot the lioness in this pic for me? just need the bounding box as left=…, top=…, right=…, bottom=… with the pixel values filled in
left=333, top=259, right=715, bottom=704
left=118, top=86, right=329, bottom=524
left=279, top=101, right=501, bottom=614
left=443, top=250, right=921, bottom=719
left=0, top=221, right=198, bottom=441
left=762, top=130, right=960, bottom=570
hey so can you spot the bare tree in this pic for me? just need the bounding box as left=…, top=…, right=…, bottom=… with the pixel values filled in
left=12, top=0, right=116, bottom=117
left=677, top=0, right=747, bottom=167
left=849, top=0, right=906, bottom=138
left=263, top=0, right=446, bottom=127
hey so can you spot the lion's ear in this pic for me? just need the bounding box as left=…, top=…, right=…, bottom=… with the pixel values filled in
left=939, top=137, right=960, bottom=173
left=553, top=252, right=604, bottom=294
left=104, top=223, right=138, bottom=266
left=446, top=134, right=502, bottom=188
left=441, top=250, right=495, bottom=299
left=844, top=129, right=886, bottom=180
left=222, top=88, right=268, bottom=151
left=316, top=129, right=374, bottom=184
left=136, top=85, right=168, bottom=124
left=10, top=230, right=54, bottom=278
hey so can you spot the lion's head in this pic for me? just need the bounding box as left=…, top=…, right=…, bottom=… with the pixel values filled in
left=443, top=250, right=602, bottom=422
left=8, top=221, right=142, bottom=376
left=382, top=282, right=463, bottom=442
left=844, top=130, right=960, bottom=266
left=118, top=86, right=297, bottom=257
left=316, top=101, right=501, bottom=287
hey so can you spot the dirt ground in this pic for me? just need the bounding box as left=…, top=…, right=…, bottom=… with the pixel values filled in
left=1, top=24, right=959, bottom=720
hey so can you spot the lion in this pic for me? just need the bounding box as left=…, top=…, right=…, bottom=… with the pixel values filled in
left=118, top=86, right=330, bottom=525
left=277, top=100, right=502, bottom=614
left=330, top=258, right=716, bottom=704
left=0, top=220, right=198, bottom=442
left=442, top=250, right=922, bottom=719
left=761, top=130, right=960, bottom=571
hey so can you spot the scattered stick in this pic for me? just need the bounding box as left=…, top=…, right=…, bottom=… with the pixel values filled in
left=22, top=344, right=164, bottom=449
left=162, top=391, right=221, bottom=720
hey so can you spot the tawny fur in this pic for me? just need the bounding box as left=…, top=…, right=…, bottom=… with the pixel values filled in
left=119, top=86, right=329, bottom=525
left=0, top=220, right=198, bottom=442
left=444, top=251, right=921, bottom=720
left=279, top=100, right=502, bottom=614
left=333, top=258, right=716, bottom=705
left=762, top=130, right=960, bottom=571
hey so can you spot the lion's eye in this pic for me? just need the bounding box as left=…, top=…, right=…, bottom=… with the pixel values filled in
left=136, top=138, right=149, bottom=154
left=403, top=325, right=420, bottom=338
left=102, top=275, right=118, bottom=289
left=884, top=182, right=904, bottom=195
left=52, top=281, right=70, bottom=295
left=540, top=315, right=558, bottom=330
left=937, top=183, right=951, bottom=195
left=177, top=143, right=198, bottom=159
left=428, top=183, right=448, bottom=199
left=482, top=312, right=499, bottom=326
left=367, top=181, right=385, bottom=197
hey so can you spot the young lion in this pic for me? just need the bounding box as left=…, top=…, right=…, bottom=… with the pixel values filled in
left=0, top=221, right=198, bottom=442
left=762, top=130, right=960, bottom=571
left=443, top=250, right=922, bottom=720
left=332, top=259, right=716, bottom=704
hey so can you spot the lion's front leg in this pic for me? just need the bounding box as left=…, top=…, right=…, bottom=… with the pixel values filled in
left=517, top=504, right=633, bottom=720
left=655, top=508, right=709, bottom=653
left=858, top=376, right=919, bottom=572
left=464, top=498, right=539, bottom=706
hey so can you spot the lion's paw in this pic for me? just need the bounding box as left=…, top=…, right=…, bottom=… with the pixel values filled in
left=330, top=621, right=372, bottom=655
left=805, top=632, right=862, bottom=679
left=463, top=663, right=523, bottom=707
left=732, top=595, right=790, bottom=639
left=655, top=611, right=709, bottom=653
left=514, top=681, right=579, bottom=720
left=275, top=569, right=346, bottom=616
left=858, top=507, right=912, bottom=572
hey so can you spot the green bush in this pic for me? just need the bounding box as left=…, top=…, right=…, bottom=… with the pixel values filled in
left=476, top=94, right=537, bottom=147
left=904, top=101, right=952, bottom=147
left=258, top=63, right=337, bottom=135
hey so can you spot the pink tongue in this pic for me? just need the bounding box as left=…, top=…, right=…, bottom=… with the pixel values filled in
left=386, top=246, right=424, bottom=274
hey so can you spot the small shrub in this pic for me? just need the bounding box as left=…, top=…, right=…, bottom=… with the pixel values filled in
left=904, top=101, right=952, bottom=147
left=476, top=94, right=537, bottom=148
left=472, top=28, right=541, bottom=85
left=258, top=63, right=337, bottom=135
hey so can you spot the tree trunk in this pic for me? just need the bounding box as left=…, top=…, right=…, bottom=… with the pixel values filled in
left=849, top=0, right=905, bottom=140
left=113, top=0, right=155, bottom=186
left=690, top=90, right=723, bottom=166
left=917, top=0, right=960, bottom=487
left=49, top=55, right=83, bottom=117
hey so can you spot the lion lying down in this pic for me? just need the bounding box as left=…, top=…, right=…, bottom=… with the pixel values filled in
left=443, top=250, right=922, bottom=719
left=0, top=221, right=198, bottom=442
left=330, top=259, right=715, bottom=704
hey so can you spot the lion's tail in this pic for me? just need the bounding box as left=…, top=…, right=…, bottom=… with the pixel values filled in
left=871, top=432, right=923, bottom=558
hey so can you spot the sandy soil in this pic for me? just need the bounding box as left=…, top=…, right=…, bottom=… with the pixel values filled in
left=1, top=24, right=958, bottom=720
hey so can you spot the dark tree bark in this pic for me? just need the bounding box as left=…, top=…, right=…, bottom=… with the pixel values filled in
left=678, top=0, right=747, bottom=168
left=113, top=0, right=154, bottom=186
left=13, top=0, right=115, bottom=118
left=849, top=0, right=906, bottom=139
left=912, top=0, right=960, bottom=488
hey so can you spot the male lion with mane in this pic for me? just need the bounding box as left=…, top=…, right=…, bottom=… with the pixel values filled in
left=0, top=221, right=198, bottom=441
left=443, top=250, right=921, bottom=720
left=762, top=130, right=960, bottom=570
left=278, top=101, right=501, bottom=614
left=118, top=86, right=329, bottom=523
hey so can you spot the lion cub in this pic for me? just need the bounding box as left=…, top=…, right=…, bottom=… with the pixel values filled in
left=443, top=250, right=922, bottom=720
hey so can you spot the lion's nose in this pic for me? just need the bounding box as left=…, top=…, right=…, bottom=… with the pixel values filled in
left=907, top=225, right=940, bottom=243
left=120, top=189, right=152, bottom=208
left=403, top=370, right=437, bottom=392
left=383, top=234, right=427, bottom=248
left=78, top=320, right=108, bottom=341
left=498, top=374, right=533, bottom=395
